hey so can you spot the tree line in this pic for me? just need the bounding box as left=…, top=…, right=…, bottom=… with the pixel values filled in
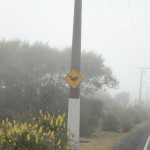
left=4, top=39, right=146, bottom=136
left=1, top=40, right=149, bottom=137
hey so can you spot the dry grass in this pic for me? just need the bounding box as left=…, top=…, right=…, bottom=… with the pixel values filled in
left=80, top=120, right=149, bottom=150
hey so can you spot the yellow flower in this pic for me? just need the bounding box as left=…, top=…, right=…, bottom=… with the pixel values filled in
left=51, top=131, right=54, bottom=137
left=8, top=122, right=12, bottom=128
left=32, top=130, right=36, bottom=135
left=35, top=134, right=38, bottom=144
left=56, top=119, right=59, bottom=127
left=63, top=113, right=65, bottom=118
left=50, top=120, right=54, bottom=127
left=40, top=110, right=43, bottom=116
left=59, top=117, right=63, bottom=127
left=6, top=118, right=9, bottom=123
left=58, top=115, right=61, bottom=120
left=27, top=134, right=31, bottom=141
left=28, top=124, right=31, bottom=128
left=38, top=127, right=43, bottom=134
left=7, top=131, right=11, bottom=138
left=47, top=130, right=51, bottom=136
left=2, top=120, right=5, bottom=126
left=35, top=124, right=38, bottom=128
left=44, top=115, right=47, bottom=120
left=0, top=130, right=3, bottom=136
left=48, top=113, right=50, bottom=118
left=57, top=139, right=61, bottom=146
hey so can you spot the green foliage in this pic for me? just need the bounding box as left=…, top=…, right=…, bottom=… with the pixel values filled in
left=0, top=39, right=118, bottom=138
left=81, top=51, right=118, bottom=95
left=119, top=110, right=133, bottom=132
left=0, top=39, right=118, bottom=120
left=0, top=112, right=70, bottom=150
left=102, top=106, right=149, bottom=132
left=128, top=105, right=149, bottom=124
left=102, top=111, right=120, bottom=132
left=80, top=98, right=103, bottom=136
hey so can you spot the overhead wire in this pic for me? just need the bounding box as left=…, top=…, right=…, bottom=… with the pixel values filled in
left=128, top=0, right=141, bottom=51
left=108, top=0, right=130, bottom=51
left=91, top=0, right=136, bottom=66
left=107, top=0, right=139, bottom=67
left=91, top=0, right=119, bottom=49
left=91, top=0, right=135, bottom=63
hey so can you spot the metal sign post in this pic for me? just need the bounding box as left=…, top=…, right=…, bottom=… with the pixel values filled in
left=66, top=0, right=82, bottom=149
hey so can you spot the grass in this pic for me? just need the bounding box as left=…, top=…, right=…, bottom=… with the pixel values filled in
left=79, top=120, right=149, bottom=150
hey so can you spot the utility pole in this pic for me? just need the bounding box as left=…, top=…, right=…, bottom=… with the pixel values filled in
left=67, top=0, right=82, bottom=150
left=139, top=69, right=144, bottom=103
left=138, top=67, right=150, bottom=103
left=147, top=87, right=150, bottom=104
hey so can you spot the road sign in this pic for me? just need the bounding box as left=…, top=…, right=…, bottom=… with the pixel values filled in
left=64, top=69, right=84, bottom=89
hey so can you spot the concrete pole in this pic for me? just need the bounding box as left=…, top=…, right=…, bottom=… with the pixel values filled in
left=147, top=87, right=150, bottom=104
left=139, top=69, right=143, bottom=103
left=67, top=0, right=82, bottom=150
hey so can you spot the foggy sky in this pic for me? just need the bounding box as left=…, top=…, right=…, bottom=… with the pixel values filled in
left=0, top=0, right=150, bottom=101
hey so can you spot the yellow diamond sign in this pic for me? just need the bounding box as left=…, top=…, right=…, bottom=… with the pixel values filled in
left=64, top=69, right=84, bottom=89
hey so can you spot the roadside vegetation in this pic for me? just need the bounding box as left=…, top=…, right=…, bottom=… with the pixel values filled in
left=101, top=105, right=149, bottom=132
left=0, top=111, right=70, bottom=150
left=81, top=91, right=150, bottom=137
left=0, top=40, right=150, bottom=149
left=0, top=39, right=117, bottom=135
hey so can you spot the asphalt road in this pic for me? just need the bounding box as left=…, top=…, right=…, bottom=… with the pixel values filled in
left=147, top=136, right=150, bottom=150
left=113, top=121, right=150, bottom=150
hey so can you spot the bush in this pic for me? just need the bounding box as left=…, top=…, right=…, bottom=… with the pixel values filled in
left=119, top=111, right=133, bottom=132
left=80, top=98, right=103, bottom=136
left=0, top=111, right=71, bottom=150
left=102, top=106, right=149, bottom=132
left=102, top=111, right=120, bottom=132
left=130, top=106, right=148, bottom=124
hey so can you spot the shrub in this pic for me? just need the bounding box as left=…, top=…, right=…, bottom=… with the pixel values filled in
left=0, top=111, right=71, bottom=150
left=130, top=106, right=148, bottom=124
left=102, top=106, right=149, bottom=132
left=80, top=98, right=103, bottom=136
left=102, top=111, right=120, bottom=132
left=119, top=111, right=133, bottom=132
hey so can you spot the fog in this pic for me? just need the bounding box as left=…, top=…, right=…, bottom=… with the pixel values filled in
left=0, top=0, right=150, bottom=102
left=1, top=1, right=150, bottom=149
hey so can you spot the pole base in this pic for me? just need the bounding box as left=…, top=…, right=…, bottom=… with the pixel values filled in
left=67, top=98, right=80, bottom=150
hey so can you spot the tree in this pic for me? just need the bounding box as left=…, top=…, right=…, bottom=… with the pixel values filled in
left=60, top=49, right=118, bottom=95
left=115, top=92, right=130, bottom=107
left=0, top=39, right=118, bottom=119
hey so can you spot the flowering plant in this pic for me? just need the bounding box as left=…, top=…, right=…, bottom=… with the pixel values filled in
left=0, top=111, right=70, bottom=150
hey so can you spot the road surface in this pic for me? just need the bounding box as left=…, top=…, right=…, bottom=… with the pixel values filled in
left=113, top=121, right=150, bottom=150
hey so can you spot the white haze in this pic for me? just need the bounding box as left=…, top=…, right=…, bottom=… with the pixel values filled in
left=0, top=0, right=150, bottom=102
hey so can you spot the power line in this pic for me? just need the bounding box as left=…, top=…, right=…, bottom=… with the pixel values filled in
left=92, top=0, right=137, bottom=66
left=107, top=0, right=139, bottom=67
left=108, top=0, right=130, bottom=50
left=91, top=0, right=119, bottom=49
left=128, top=0, right=141, bottom=51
